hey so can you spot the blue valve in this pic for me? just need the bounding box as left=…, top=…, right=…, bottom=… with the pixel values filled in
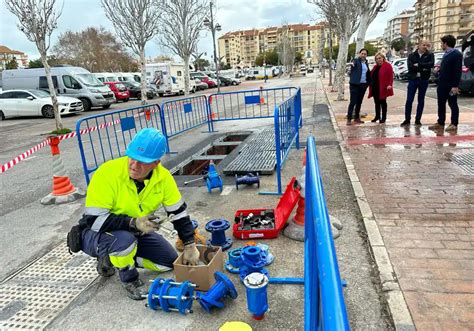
left=239, top=245, right=269, bottom=282
left=195, top=272, right=238, bottom=313
left=243, top=272, right=269, bottom=320
left=147, top=278, right=195, bottom=314
left=235, top=173, right=260, bottom=190
left=206, top=219, right=233, bottom=251
left=206, top=160, right=223, bottom=193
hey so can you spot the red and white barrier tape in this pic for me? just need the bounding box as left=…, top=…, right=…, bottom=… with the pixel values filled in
left=1, top=107, right=158, bottom=174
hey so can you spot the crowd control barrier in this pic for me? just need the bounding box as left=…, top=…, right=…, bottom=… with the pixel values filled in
left=160, top=95, right=213, bottom=152
left=208, top=87, right=296, bottom=122
left=304, top=136, right=350, bottom=331
left=261, top=88, right=302, bottom=195
left=76, top=103, right=162, bottom=185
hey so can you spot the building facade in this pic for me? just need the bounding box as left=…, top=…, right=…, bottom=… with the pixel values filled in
left=414, top=0, right=473, bottom=50
left=383, top=9, right=416, bottom=45
left=0, top=45, right=28, bottom=70
left=218, top=23, right=331, bottom=68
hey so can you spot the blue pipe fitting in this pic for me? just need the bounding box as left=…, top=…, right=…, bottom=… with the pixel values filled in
left=196, top=272, right=238, bottom=313
left=191, top=219, right=199, bottom=230
left=243, top=272, right=269, bottom=320
left=206, top=161, right=223, bottom=193
left=147, top=278, right=195, bottom=314
left=206, top=219, right=233, bottom=251
left=239, top=245, right=269, bottom=282
left=256, top=243, right=274, bottom=265
left=225, top=247, right=243, bottom=274
left=235, top=172, right=260, bottom=190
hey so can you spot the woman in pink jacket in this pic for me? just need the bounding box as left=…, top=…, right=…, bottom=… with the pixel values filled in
left=368, top=53, right=394, bottom=123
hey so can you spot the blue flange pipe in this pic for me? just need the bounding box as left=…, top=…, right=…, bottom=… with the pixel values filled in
left=196, top=272, right=238, bottom=313
left=147, top=278, right=195, bottom=314
left=239, top=245, right=269, bottom=282
left=243, top=272, right=269, bottom=320
left=205, top=219, right=233, bottom=251
left=225, top=247, right=243, bottom=274
left=235, top=173, right=260, bottom=190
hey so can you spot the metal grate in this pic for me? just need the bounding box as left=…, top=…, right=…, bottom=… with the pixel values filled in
left=450, top=153, right=474, bottom=175
left=0, top=242, right=98, bottom=330
left=224, top=128, right=276, bottom=175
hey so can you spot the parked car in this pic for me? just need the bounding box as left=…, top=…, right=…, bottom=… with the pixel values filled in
left=307, top=67, right=314, bottom=73
left=429, top=58, right=442, bottom=84
left=217, top=75, right=233, bottom=86
left=104, top=82, right=130, bottom=102
left=190, top=72, right=217, bottom=88
left=392, top=58, right=407, bottom=80
left=194, top=79, right=209, bottom=91
left=0, top=89, right=83, bottom=120
left=120, top=81, right=154, bottom=100
left=2, top=66, right=115, bottom=111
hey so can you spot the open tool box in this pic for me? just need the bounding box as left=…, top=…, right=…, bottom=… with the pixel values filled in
left=233, top=177, right=300, bottom=239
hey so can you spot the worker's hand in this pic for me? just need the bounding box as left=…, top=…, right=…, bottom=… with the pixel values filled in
left=182, top=243, right=200, bottom=265
left=131, top=216, right=160, bottom=234
left=450, top=87, right=459, bottom=95
left=387, top=86, right=392, bottom=90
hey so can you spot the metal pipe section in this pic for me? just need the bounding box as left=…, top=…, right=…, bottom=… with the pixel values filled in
left=243, top=272, right=269, bottom=320
left=304, top=136, right=350, bottom=330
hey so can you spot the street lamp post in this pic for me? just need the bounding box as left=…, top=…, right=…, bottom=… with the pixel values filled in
left=204, top=1, right=221, bottom=93
left=328, top=27, right=333, bottom=87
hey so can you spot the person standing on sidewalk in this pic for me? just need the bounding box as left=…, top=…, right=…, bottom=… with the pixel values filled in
left=347, top=48, right=371, bottom=125
left=401, top=41, right=434, bottom=127
left=429, top=35, right=463, bottom=132
left=368, top=53, right=394, bottom=124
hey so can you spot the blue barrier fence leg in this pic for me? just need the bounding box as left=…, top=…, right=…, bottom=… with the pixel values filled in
left=259, top=106, right=282, bottom=196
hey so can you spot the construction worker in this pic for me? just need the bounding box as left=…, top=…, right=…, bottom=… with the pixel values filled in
left=73, top=128, right=200, bottom=300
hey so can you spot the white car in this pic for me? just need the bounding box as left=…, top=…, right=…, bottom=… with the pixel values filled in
left=391, top=58, right=407, bottom=78
left=0, top=89, right=84, bottom=120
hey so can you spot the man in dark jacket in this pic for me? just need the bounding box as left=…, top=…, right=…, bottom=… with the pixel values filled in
left=347, top=48, right=371, bottom=125
left=429, top=35, right=463, bottom=132
left=401, top=40, right=434, bottom=127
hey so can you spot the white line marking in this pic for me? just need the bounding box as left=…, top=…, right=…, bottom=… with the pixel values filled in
left=220, top=186, right=233, bottom=196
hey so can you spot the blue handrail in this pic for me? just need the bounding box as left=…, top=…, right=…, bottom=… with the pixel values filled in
left=304, top=136, right=350, bottom=331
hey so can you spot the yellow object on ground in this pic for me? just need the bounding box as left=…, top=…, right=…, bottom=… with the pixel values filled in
left=219, top=321, right=252, bottom=331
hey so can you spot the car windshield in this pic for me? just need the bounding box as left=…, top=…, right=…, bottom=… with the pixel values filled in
left=28, top=89, right=50, bottom=98
left=76, top=74, right=104, bottom=87
left=127, top=81, right=140, bottom=87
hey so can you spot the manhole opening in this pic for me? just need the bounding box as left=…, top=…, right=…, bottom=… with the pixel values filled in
left=172, top=159, right=223, bottom=176
left=201, top=144, right=239, bottom=156
left=222, top=134, right=250, bottom=142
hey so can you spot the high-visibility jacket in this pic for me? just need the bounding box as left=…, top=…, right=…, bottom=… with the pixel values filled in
left=81, top=156, right=194, bottom=244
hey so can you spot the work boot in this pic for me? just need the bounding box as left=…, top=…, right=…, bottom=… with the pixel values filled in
left=353, top=118, right=364, bottom=124
left=415, top=120, right=422, bottom=126
left=346, top=119, right=352, bottom=126
left=121, top=278, right=147, bottom=300
left=445, top=124, right=457, bottom=132
left=428, top=123, right=444, bottom=130
left=97, top=255, right=115, bottom=277
left=371, top=117, right=380, bottom=123
left=400, top=120, right=410, bottom=127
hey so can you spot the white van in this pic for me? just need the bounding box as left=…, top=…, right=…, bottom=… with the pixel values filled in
left=146, top=63, right=195, bottom=96
left=117, top=72, right=141, bottom=83
left=3, top=66, right=115, bottom=111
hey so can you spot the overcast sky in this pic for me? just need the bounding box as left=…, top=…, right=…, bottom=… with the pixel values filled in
left=0, top=0, right=414, bottom=62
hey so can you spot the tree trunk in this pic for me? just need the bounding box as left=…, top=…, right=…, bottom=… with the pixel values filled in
left=139, top=46, right=147, bottom=104
left=184, top=55, right=190, bottom=96
left=336, top=32, right=350, bottom=101
left=41, top=53, right=63, bottom=131
left=355, top=10, right=370, bottom=58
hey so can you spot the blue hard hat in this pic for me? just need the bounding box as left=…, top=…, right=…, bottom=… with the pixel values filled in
left=125, top=128, right=167, bottom=163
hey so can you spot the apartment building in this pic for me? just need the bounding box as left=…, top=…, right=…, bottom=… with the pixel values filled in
left=218, top=23, right=330, bottom=68
left=0, top=45, right=29, bottom=70
left=383, top=9, right=416, bottom=44
left=414, top=0, right=473, bottom=50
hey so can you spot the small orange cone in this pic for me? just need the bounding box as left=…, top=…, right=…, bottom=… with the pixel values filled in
left=41, top=136, right=85, bottom=205
left=259, top=86, right=266, bottom=104
left=145, top=108, right=151, bottom=121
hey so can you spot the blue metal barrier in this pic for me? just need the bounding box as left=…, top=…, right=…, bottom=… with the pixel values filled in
left=160, top=95, right=213, bottom=152
left=76, top=103, right=163, bottom=184
left=304, top=136, right=350, bottom=331
left=208, top=87, right=296, bottom=122
left=260, top=88, right=301, bottom=195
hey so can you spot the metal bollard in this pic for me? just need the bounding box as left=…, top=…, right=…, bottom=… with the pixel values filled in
left=235, top=173, right=260, bottom=190
left=205, top=219, right=233, bottom=251
left=146, top=278, right=195, bottom=314
left=195, top=272, right=238, bottom=313
left=243, top=272, right=269, bottom=320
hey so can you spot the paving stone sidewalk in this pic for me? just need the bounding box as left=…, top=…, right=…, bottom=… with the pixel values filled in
left=320, top=76, right=474, bottom=331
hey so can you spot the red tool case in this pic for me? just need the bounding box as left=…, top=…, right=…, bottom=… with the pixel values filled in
left=233, top=177, right=300, bottom=239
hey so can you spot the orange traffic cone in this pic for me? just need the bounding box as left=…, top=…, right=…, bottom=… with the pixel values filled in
left=41, top=136, right=85, bottom=205
left=283, top=151, right=306, bottom=241
left=259, top=86, right=266, bottom=104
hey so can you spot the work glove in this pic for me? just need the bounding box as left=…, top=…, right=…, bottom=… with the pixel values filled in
left=130, top=215, right=160, bottom=234
left=182, top=243, right=200, bottom=265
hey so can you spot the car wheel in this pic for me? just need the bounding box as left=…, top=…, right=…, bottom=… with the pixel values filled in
left=137, top=92, right=142, bottom=99
left=124, top=98, right=129, bottom=102
left=79, top=98, right=91, bottom=112
left=158, top=93, right=164, bottom=97
left=0, top=110, right=5, bottom=121
left=41, top=105, right=55, bottom=119
left=232, top=81, right=237, bottom=85
left=102, top=105, right=111, bottom=109
left=191, top=87, right=196, bottom=93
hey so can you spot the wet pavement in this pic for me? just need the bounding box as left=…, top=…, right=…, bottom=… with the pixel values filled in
left=321, top=75, right=474, bottom=330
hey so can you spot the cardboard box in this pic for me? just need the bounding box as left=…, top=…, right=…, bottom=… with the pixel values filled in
left=173, top=245, right=223, bottom=291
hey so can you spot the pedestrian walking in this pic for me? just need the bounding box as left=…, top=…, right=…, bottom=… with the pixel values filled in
left=429, top=35, right=463, bottom=132
left=346, top=48, right=371, bottom=125
left=368, top=53, right=394, bottom=124
left=401, top=40, right=434, bottom=127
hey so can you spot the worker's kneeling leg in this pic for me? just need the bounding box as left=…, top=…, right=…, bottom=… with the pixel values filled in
left=136, top=232, right=178, bottom=272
